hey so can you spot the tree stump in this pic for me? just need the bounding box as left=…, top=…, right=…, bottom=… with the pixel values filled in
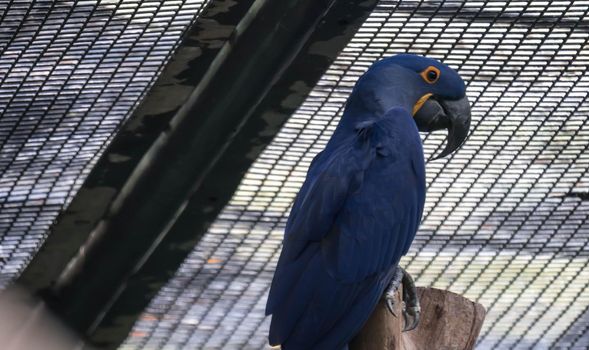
left=350, top=287, right=486, bottom=350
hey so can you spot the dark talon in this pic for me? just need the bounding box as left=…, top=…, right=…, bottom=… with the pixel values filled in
left=403, top=305, right=421, bottom=331
left=384, top=267, right=421, bottom=331
left=384, top=266, right=403, bottom=317
left=386, top=297, right=397, bottom=318
left=400, top=268, right=420, bottom=332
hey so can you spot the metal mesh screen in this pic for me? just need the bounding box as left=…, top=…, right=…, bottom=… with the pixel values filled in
left=121, top=1, right=589, bottom=349
left=1, top=0, right=589, bottom=349
left=0, top=0, right=209, bottom=287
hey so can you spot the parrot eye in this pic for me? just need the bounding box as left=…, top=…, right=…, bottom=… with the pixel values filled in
left=421, top=66, right=440, bottom=84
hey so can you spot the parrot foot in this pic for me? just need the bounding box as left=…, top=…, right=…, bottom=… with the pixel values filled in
left=401, top=268, right=420, bottom=332
left=385, top=266, right=403, bottom=317
left=384, top=267, right=421, bottom=332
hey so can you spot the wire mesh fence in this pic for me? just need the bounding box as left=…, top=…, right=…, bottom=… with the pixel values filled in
left=1, top=0, right=589, bottom=349
left=0, top=0, right=209, bottom=287
left=121, top=1, right=589, bottom=349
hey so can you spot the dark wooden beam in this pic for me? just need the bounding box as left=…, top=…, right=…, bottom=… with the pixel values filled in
left=17, top=0, right=378, bottom=348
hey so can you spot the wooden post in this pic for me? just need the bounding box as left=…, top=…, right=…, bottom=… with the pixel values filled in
left=350, top=287, right=486, bottom=350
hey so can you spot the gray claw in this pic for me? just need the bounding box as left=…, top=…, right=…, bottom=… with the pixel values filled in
left=384, top=267, right=421, bottom=331
left=384, top=267, right=403, bottom=317
left=400, top=267, right=420, bottom=332
left=402, top=305, right=421, bottom=332
left=386, top=296, right=397, bottom=317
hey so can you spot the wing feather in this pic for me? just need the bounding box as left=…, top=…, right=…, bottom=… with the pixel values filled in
left=266, top=108, right=426, bottom=349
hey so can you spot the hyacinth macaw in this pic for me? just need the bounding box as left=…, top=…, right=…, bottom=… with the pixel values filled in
left=265, top=54, right=471, bottom=350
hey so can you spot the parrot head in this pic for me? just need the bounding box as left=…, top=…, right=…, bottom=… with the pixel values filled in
left=390, top=54, right=471, bottom=159
left=350, top=53, right=471, bottom=159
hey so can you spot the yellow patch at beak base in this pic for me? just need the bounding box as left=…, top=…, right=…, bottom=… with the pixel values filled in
left=412, top=93, right=433, bottom=116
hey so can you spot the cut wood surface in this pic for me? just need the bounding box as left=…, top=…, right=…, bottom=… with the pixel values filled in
left=350, top=286, right=486, bottom=350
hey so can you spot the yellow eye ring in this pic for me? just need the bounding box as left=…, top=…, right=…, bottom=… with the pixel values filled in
left=421, top=66, right=440, bottom=84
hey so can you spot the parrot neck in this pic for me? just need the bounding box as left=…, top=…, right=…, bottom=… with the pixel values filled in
left=348, top=64, right=426, bottom=116
left=328, top=65, right=425, bottom=146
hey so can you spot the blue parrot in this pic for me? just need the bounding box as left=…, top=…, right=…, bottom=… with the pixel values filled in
left=265, top=54, right=471, bottom=350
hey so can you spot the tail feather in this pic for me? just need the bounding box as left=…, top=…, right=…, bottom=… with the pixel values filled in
left=270, top=252, right=397, bottom=349
left=268, top=246, right=322, bottom=345
left=266, top=244, right=318, bottom=316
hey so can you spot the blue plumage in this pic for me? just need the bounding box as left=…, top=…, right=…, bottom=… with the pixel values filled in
left=266, top=54, right=469, bottom=349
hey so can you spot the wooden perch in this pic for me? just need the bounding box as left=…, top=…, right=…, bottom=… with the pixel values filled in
left=350, top=286, right=486, bottom=350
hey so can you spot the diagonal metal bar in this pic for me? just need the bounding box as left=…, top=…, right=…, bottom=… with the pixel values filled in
left=15, top=0, right=378, bottom=347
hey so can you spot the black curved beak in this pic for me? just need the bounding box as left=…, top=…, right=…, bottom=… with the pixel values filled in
left=413, top=95, right=471, bottom=160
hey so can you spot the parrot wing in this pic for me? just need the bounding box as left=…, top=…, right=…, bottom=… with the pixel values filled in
left=264, top=143, right=363, bottom=315
left=266, top=108, right=425, bottom=349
